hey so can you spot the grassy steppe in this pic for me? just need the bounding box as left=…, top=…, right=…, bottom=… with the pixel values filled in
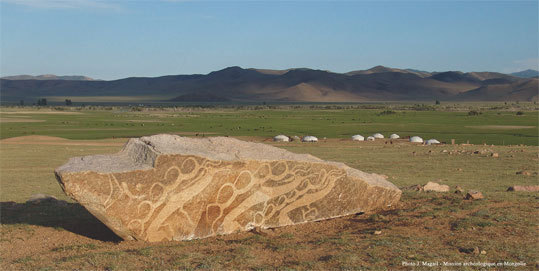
left=0, top=104, right=538, bottom=145
left=1, top=137, right=538, bottom=270
left=0, top=104, right=537, bottom=270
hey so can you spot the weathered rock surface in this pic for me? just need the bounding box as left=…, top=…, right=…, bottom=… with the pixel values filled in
left=465, top=190, right=484, bottom=200
left=507, top=185, right=539, bottom=192
left=55, top=134, right=401, bottom=242
left=516, top=170, right=532, bottom=176
left=401, top=184, right=423, bottom=191
left=423, top=182, right=450, bottom=192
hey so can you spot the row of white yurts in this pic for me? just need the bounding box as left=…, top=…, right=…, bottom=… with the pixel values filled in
left=351, top=133, right=441, bottom=145
left=273, top=134, right=440, bottom=145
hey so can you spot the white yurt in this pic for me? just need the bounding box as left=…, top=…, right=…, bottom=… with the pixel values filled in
left=389, top=133, right=400, bottom=139
left=410, top=136, right=424, bottom=143
left=273, top=135, right=290, bottom=142
left=367, top=136, right=375, bottom=141
left=302, top=136, right=318, bottom=142
left=373, top=133, right=384, bottom=139
left=425, top=139, right=440, bottom=145
left=351, top=134, right=365, bottom=141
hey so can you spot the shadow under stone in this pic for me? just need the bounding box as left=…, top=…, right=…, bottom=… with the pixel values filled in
left=0, top=200, right=122, bottom=243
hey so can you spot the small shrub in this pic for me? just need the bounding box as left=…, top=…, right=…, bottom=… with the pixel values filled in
left=279, top=233, right=295, bottom=239
left=450, top=217, right=493, bottom=230
left=411, top=104, right=436, bottom=111
left=36, top=98, right=47, bottom=106
left=13, top=256, right=34, bottom=264
left=378, top=110, right=397, bottom=116
left=468, top=110, right=481, bottom=116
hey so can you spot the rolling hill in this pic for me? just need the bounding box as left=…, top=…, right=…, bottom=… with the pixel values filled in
left=455, top=78, right=538, bottom=101
left=1, top=67, right=537, bottom=103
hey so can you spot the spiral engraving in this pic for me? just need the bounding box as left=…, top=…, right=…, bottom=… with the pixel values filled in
left=61, top=153, right=400, bottom=242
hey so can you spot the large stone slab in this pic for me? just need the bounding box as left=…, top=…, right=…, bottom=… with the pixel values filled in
left=55, top=134, right=401, bottom=242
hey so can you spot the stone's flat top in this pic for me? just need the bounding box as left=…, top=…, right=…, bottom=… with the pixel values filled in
left=56, top=134, right=321, bottom=174
left=142, top=135, right=320, bottom=162
left=55, top=134, right=399, bottom=191
left=55, top=138, right=157, bottom=174
left=56, top=154, right=153, bottom=174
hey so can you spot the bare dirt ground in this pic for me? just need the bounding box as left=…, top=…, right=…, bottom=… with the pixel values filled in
left=0, top=111, right=83, bottom=115
left=0, top=118, right=46, bottom=123
left=1, top=136, right=537, bottom=270
left=1, top=194, right=536, bottom=270
left=0, top=135, right=125, bottom=146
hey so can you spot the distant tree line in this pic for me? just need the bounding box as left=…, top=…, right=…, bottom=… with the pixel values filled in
left=36, top=98, right=47, bottom=106
left=33, top=98, right=72, bottom=106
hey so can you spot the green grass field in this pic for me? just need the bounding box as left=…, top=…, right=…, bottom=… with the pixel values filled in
left=1, top=103, right=538, bottom=145
left=1, top=104, right=538, bottom=270
left=1, top=137, right=537, bottom=270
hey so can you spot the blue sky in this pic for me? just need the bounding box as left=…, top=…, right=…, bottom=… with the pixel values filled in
left=1, top=0, right=538, bottom=80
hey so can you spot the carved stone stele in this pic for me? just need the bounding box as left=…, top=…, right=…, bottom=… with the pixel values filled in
left=55, top=134, right=401, bottom=242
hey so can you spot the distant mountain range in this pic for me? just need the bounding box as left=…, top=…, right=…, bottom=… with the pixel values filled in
left=1, top=67, right=537, bottom=102
left=510, top=69, right=539, bottom=78
left=1, top=74, right=97, bottom=81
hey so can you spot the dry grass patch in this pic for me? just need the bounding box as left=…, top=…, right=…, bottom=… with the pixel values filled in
left=0, top=111, right=82, bottom=115
left=0, top=136, right=537, bottom=270
left=0, top=118, right=45, bottom=123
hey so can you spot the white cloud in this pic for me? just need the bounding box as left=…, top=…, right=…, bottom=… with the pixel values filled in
left=1, top=0, right=121, bottom=10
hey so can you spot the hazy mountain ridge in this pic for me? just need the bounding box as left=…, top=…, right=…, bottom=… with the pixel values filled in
left=346, top=65, right=431, bottom=78
left=1, top=66, right=537, bottom=102
left=510, top=69, right=539, bottom=78
left=1, top=74, right=97, bottom=81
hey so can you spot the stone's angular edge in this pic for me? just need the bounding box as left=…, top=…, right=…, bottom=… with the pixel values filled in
left=55, top=134, right=402, bottom=242
left=55, top=138, right=159, bottom=174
